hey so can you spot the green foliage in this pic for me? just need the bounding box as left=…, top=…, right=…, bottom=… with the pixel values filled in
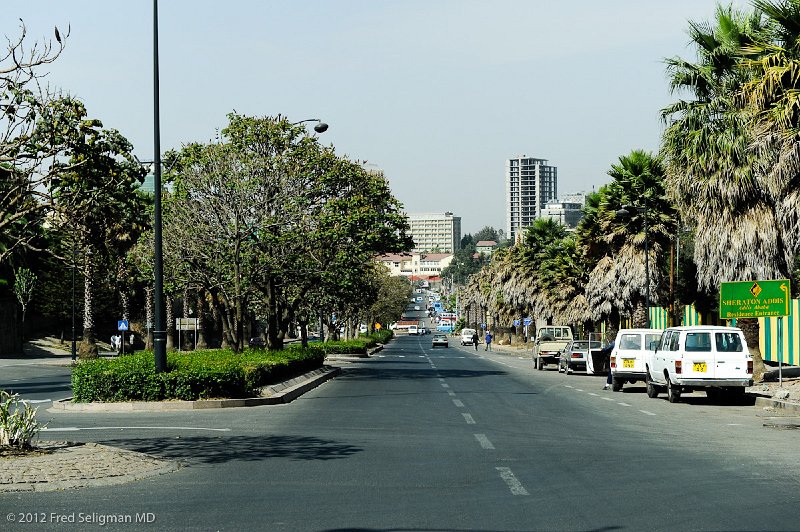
left=71, top=348, right=324, bottom=402
left=306, top=339, right=371, bottom=355
left=362, top=329, right=393, bottom=344
left=0, top=390, right=45, bottom=449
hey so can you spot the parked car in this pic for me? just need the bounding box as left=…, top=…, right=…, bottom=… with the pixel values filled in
left=558, top=340, right=601, bottom=373
left=609, top=329, right=663, bottom=391
left=408, top=325, right=418, bottom=335
left=460, top=328, right=477, bottom=346
left=646, top=326, right=753, bottom=403
left=432, top=334, right=449, bottom=348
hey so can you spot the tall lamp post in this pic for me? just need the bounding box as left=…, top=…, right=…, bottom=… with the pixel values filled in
left=616, top=200, right=649, bottom=328
left=71, top=244, right=76, bottom=362
left=152, top=0, right=167, bottom=372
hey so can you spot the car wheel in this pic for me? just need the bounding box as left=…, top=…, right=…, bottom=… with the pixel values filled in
left=667, top=378, right=681, bottom=403
left=612, top=377, right=623, bottom=392
left=645, top=369, right=659, bottom=398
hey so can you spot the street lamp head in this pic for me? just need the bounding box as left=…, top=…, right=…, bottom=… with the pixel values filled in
left=615, top=206, right=632, bottom=219
left=313, top=122, right=329, bottom=133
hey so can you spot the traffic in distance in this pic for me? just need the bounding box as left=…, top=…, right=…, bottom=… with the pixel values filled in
left=390, top=288, right=755, bottom=405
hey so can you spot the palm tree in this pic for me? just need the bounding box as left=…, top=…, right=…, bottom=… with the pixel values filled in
left=662, top=4, right=790, bottom=377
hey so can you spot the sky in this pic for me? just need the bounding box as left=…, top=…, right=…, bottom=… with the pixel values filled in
left=6, top=0, right=750, bottom=235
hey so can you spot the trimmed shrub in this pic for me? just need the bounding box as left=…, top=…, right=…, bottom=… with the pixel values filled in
left=71, top=347, right=324, bottom=403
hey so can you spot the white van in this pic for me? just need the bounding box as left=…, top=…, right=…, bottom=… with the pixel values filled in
left=408, top=325, right=418, bottom=335
left=610, top=328, right=662, bottom=391
left=461, top=328, right=476, bottom=346
left=646, top=326, right=753, bottom=403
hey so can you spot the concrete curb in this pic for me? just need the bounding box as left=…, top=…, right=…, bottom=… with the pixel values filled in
left=325, top=344, right=383, bottom=360
left=753, top=395, right=800, bottom=413
left=48, top=365, right=340, bottom=413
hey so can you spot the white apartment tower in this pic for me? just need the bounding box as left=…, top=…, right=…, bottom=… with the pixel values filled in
left=407, top=212, right=462, bottom=253
left=506, top=156, right=558, bottom=242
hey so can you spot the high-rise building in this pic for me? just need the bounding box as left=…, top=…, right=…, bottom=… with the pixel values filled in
left=407, top=212, right=461, bottom=253
left=506, top=156, right=558, bottom=242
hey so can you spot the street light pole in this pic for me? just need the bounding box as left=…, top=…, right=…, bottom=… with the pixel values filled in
left=152, top=0, right=166, bottom=372
left=71, top=242, right=76, bottom=362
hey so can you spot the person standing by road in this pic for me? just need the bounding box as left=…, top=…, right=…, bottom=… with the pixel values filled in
left=471, top=331, right=479, bottom=350
left=599, top=340, right=615, bottom=390
left=485, top=330, right=493, bottom=351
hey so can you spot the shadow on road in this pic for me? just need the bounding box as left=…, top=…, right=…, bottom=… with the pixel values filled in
left=2, top=380, right=72, bottom=395
left=100, top=434, right=363, bottom=464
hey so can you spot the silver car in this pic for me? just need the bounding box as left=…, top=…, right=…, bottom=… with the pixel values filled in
left=559, top=340, right=601, bottom=374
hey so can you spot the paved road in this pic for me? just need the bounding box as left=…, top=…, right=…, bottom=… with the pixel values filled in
left=2, top=336, right=800, bottom=531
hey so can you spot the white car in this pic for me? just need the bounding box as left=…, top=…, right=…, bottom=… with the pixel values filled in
left=460, top=328, right=476, bottom=346
left=610, top=328, right=662, bottom=391
left=646, top=326, right=753, bottom=403
left=408, top=325, right=418, bottom=335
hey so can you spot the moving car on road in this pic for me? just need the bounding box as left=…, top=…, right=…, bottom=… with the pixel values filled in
left=432, top=334, right=449, bottom=348
left=460, top=328, right=476, bottom=346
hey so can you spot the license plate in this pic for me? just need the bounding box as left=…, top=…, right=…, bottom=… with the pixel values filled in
left=623, top=359, right=634, bottom=369
left=693, top=362, right=707, bottom=372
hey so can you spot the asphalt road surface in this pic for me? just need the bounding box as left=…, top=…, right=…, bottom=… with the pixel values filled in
left=2, top=336, right=800, bottom=531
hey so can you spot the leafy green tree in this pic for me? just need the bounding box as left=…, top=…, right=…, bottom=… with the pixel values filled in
left=12, top=267, right=36, bottom=340
left=36, top=97, right=147, bottom=358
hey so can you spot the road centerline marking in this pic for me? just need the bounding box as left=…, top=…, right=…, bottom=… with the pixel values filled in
left=639, top=410, right=656, bottom=416
left=452, top=399, right=464, bottom=407
left=462, top=413, right=475, bottom=424
left=474, top=433, right=495, bottom=449
left=496, top=467, right=529, bottom=496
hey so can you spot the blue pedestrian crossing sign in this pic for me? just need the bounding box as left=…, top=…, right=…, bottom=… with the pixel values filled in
left=523, top=317, right=532, bottom=326
left=117, top=320, right=129, bottom=331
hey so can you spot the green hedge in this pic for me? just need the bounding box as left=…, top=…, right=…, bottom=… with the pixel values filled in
left=71, top=347, right=324, bottom=402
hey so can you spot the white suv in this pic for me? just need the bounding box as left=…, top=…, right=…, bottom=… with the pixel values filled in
left=646, top=326, right=753, bottom=403
left=610, top=329, right=662, bottom=392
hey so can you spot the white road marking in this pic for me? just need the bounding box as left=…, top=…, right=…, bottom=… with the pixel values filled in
left=618, top=402, right=631, bottom=407
left=727, top=423, right=743, bottom=426
left=639, top=410, right=656, bottom=416
left=447, top=391, right=456, bottom=396
left=462, top=413, right=475, bottom=424
left=575, top=389, right=584, bottom=392
left=496, top=467, right=529, bottom=496
left=588, top=392, right=599, bottom=397
left=564, top=385, right=574, bottom=389
left=600, top=397, right=614, bottom=402
left=441, top=383, right=449, bottom=388
left=474, top=433, right=495, bottom=449
left=41, top=426, right=231, bottom=432
left=438, top=378, right=446, bottom=382
left=452, top=399, right=464, bottom=407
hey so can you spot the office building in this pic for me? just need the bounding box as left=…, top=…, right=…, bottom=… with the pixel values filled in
left=506, top=156, right=558, bottom=242
left=541, top=200, right=584, bottom=229
left=407, top=212, right=461, bottom=253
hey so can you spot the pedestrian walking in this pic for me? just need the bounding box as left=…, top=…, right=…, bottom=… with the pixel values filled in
left=599, top=340, right=615, bottom=390
left=471, top=331, right=479, bottom=350
left=485, top=330, right=493, bottom=351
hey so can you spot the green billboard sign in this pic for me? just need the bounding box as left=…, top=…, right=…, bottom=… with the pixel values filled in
left=720, top=279, right=791, bottom=319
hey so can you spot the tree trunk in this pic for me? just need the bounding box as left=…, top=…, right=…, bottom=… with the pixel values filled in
left=183, top=286, right=193, bottom=351
left=299, top=319, right=309, bottom=347
left=196, top=288, right=208, bottom=349
left=266, top=276, right=282, bottom=350
left=633, top=298, right=648, bottom=329
left=737, top=317, right=766, bottom=382
left=166, top=295, right=174, bottom=351
left=79, top=251, right=98, bottom=359
left=145, top=286, right=154, bottom=350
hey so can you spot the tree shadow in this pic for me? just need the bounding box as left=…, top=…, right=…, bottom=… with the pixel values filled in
left=2, top=380, right=72, bottom=395
left=100, top=434, right=363, bottom=464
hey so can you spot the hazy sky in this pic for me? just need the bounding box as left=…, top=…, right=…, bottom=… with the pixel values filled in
left=7, top=0, right=749, bottom=235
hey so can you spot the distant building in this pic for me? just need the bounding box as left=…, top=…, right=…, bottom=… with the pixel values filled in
left=407, top=212, right=461, bottom=253
left=542, top=201, right=584, bottom=229
left=560, top=192, right=589, bottom=207
left=475, top=240, right=498, bottom=256
left=506, top=156, right=558, bottom=242
left=376, top=252, right=454, bottom=282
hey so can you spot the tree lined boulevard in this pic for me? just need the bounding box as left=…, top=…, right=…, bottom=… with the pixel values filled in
left=2, top=336, right=799, bottom=531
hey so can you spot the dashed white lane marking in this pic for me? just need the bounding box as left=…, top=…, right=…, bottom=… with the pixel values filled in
left=447, top=391, right=456, bottom=396
left=496, top=467, right=529, bottom=496
left=600, top=397, right=614, bottom=402
left=575, top=389, right=584, bottom=392
left=441, top=383, right=450, bottom=388
left=452, top=399, right=464, bottom=407
left=462, top=413, right=475, bottom=424
left=21, top=399, right=52, bottom=404
left=727, top=423, right=743, bottom=426
left=438, top=378, right=446, bottom=382
left=639, top=410, right=656, bottom=416
left=618, top=402, right=631, bottom=407
left=41, top=426, right=231, bottom=432
left=564, top=385, right=574, bottom=389
left=474, top=434, right=495, bottom=449
left=588, top=392, right=599, bottom=397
